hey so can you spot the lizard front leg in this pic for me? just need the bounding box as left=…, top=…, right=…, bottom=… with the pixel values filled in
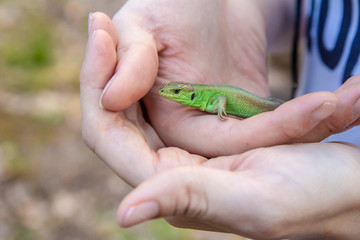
left=205, top=95, right=228, bottom=120
left=217, top=96, right=228, bottom=120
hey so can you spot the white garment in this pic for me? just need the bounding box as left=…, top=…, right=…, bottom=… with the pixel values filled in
left=299, top=0, right=359, bottom=144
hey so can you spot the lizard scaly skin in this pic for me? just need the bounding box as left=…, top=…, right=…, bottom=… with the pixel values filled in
left=159, top=81, right=283, bottom=120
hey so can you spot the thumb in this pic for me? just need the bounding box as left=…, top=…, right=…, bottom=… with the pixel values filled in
left=100, top=12, right=159, bottom=111
left=117, top=166, right=261, bottom=235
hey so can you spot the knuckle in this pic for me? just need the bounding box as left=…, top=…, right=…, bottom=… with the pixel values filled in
left=277, top=118, right=307, bottom=140
left=246, top=192, right=290, bottom=239
left=340, top=76, right=360, bottom=99
left=174, top=167, right=209, bottom=219
left=323, top=112, right=355, bottom=135
left=324, top=118, right=346, bottom=134
left=281, top=125, right=304, bottom=140
left=344, top=75, right=360, bottom=85
left=269, top=113, right=309, bottom=141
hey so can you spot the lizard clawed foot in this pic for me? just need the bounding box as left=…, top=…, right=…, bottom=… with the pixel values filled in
left=218, top=109, right=228, bottom=121
left=217, top=96, right=228, bottom=120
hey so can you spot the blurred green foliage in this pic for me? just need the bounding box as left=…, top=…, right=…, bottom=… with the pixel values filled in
left=14, top=225, right=40, bottom=240
left=0, top=12, right=55, bottom=92
left=2, top=17, right=53, bottom=68
left=95, top=205, right=194, bottom=240
left=148, top=220, right=193, bottom=240
left=1, top=140, right=30, bottom=178
left=107, top=220, right=194, bottom=240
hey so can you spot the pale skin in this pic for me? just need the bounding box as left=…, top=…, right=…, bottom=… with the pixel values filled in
left=80, top=1, right=360, bottom=239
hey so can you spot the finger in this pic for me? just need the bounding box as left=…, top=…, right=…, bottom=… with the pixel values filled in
left=88, top=12, right=119, bottom=46
left=239, top=92, right=339, bottom=148
left=159, top=91, right=339, bottom=157
left=298, top=76, right=360, bottom=142
left=99, top=10, right=159, bottom=111
left=79, top=15, right=206, bottom=186
left=80, top=29, right=117, bottom=137
left=79, top=22, right=155, bottom=185
left=117, top=166, right=259, bottom=236
left=78, top=28, right=155, bottom=186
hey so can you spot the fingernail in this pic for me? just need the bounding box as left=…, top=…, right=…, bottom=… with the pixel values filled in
left=354, top=98, right=360, bottom=117
left=99, top=75, right=115, bottom=109
left=311, top=102, right=337, bottom=124
left=88, top=12, right=94, bottom=36
left=121, top=201, right=159, bottom=227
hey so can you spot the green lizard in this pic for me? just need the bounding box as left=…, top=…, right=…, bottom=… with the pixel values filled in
left=158, top=81, right=283, bottom=120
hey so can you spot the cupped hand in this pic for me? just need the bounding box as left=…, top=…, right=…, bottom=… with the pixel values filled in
left=80, top=3, right=360, bottom=239
left=80, top=11, right=360, bottom=185
left=117, top=142, right=360, bottom=239
left=81, top=12, right=207, bottom=186
left=94, top=1, right=359, bottom=157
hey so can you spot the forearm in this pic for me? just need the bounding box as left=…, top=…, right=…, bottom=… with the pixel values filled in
left=258, top=0, right=296, bottom=52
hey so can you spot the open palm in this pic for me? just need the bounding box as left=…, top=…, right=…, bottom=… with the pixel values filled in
left=117, top=142, right=360, bottom=239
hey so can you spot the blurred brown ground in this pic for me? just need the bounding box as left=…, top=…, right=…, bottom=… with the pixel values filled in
left=0, top=1, right=291, bottom=239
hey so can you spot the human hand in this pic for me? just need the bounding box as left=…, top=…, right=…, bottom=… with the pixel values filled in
left=80, top=12, right=203, bottom=187
left=81, top=11, right=360, bottom=240
left=117, top=142, right=360, bottom=240
left=93, top=1, right=348, bottom=157
left=296, top=76, right=360, bottom=142
left=81, top=4, right=360, bottom=240
left=80, top=8, right=360, bottom=180
left=80, top=11, right=340, bottom=185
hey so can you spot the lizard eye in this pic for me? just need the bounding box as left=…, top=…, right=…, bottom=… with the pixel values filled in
left=191, top=93, right=195, bottom=100
left=173, top=89, right=180, bottom=94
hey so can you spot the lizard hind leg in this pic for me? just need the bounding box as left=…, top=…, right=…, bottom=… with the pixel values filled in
left=217, top=96, right=228, bottom=120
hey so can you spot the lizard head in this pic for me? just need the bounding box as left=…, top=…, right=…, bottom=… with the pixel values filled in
left=158, top=81, right=197, bottom=106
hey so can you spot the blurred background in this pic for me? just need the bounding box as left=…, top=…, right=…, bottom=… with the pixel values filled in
left=0, top=0, right=291, bottom=239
